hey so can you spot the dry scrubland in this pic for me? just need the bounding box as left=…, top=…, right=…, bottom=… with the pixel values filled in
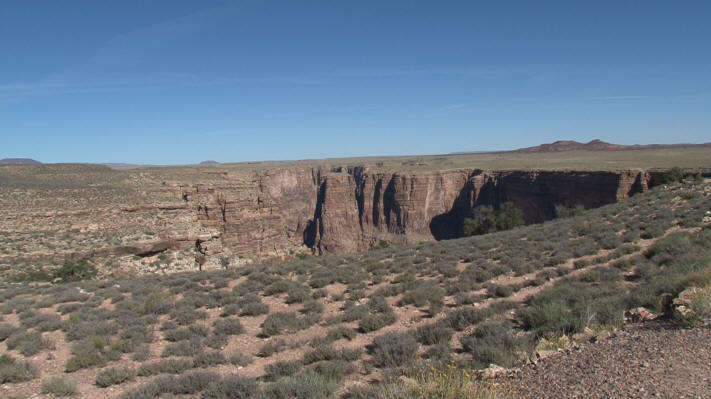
left=1, top=175, right=710, bottom=398
left=2, top=147, right=711, bottom=281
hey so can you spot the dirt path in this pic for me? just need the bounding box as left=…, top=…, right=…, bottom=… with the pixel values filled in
left=507, top=322, right=711, bottom=399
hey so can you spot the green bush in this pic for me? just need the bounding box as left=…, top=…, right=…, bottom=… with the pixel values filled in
left=163, top=324, right=209, bottom=342
left=138, top=358, right=194, bottom=376
left=309, top=359, right=356, bottom=381
left=54, top=259, right=97, bottom=283
left=262, top=312, right=316, bottom=337
left=65, top=349, right=106, bottom=372
left=325, top=326, right=357, bottom=342
left=161, top=338, right=204, bottom=357
left=662, top=167, right=685, bottom=184
left=0, top=354, right=38, bottom=383
left=359, top=312, right=397, bottom=333
left=0, top=323, right=18, bottom=341
left=371, top=332, right=419, bottom=368
left=264, top=360, right=303, bottom=381
left=414, top=322, right=453, bottom=346
left=258, top=339, right=287, bottom=357
left=460, top=320, right=529, bottom=368
left=262, top=371, right=338, bottom=399
left=445, top=307, right=490, bottom=331
left=202, top=374, right=258, bottom=399
left=240, top=301, right=270, bottom=316
left=6, top=331, right=53, bottom=356
left=229, top=351, right=253, bottom=366
left=213, top=318, right=244, bottom=335
left=193, top=351, right=227, bottom=368
left=463, top=202, right=524, bottom=236
left=95, top=366, right=136, bottom=387
left=41, top=377, right=78, bottom=397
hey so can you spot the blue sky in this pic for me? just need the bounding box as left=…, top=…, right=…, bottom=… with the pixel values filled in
left=1, top=1, right=709, bottom=164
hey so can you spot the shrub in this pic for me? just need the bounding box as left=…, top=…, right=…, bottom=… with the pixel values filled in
left=378, top=362, right=510, bottom=399
left=95, top=366, right=136, bottom=387
left=213, top=318, right=244, bottom=335
left=202, top=374, right=258, bottom=399
left=414, top=322, right=453, bottom=346
left=0, top=323, right=18, bottom=341
left=161, top=338, right=204, bottom=357
left=325, top=326, right=357, bottom=342
left=19, top=311, right=62, bottom=332
left=0, top=354, right=38, bottom=383
left=286, top=285, right=311, bottom=304
left=302, top=299, right=325, bottom=314
left=400, top=281, right=445, bottom=310
left=262, top=371, right=338, bottom=399
left=171, top=371, right=221, bottom=395
left=262, top=312, right=316, bottom=337
left=258, top=339, right=287, bottom=357
left=445, top=308, right=490, bottom=331
left=65, top=349, right=106, bottom=372
left=41, top=377, right=78, bottom=397
left=463, top=202, right=524, bottom=236
left=302, top=345, right=362, bottom=365
left=359, top=312, right=397, bottom=333
left=6, top=331, right=53, bottom=356
left=663, top=167, right=685, bottom=184
left=205, top=333, right=228, bottom=350
left=674, top=284, right=711, bottom=327
left=309, top=359, right=356, bottom=381
left=487, top=284, right=514, bottom=298
left=229, top=351, right=253, bottom=366
left=371, top=332, right=419, bottom=368
left=193, top=351, right=227, bottom=368
left=138, top=358, right=194, bottom=376
left=54, top=259, right=97, bottom=283
left=163, top=324, right=209, bottom=342
left=460, top=320, right=529, bottom=368
left=240, top=301, right=270, bottom=316
left=264, top=360, right=303, bottom=381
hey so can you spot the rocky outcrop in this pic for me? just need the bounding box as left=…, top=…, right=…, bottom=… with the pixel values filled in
left=184, top=166, right=663, bottom=260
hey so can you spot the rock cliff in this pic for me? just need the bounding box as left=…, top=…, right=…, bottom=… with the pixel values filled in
left=184, top=167, right=664, bottom=259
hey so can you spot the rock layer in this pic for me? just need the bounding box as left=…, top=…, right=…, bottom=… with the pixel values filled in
left=186, top=167, right=664, bottom=259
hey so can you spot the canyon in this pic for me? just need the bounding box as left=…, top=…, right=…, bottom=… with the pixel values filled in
left=2, top=146, right=709, bottom=277
left=190, top=166, right=664, bottom=259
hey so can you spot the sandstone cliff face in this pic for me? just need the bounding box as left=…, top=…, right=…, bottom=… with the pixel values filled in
left=183, top=167, right=664, bottom=260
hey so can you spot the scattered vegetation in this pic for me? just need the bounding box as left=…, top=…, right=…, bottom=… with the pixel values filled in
left=0, top=180, right=709, bottom=397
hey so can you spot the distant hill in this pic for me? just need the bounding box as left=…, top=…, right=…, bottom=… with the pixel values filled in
left=511, top=139, right=711, bottom=154
left=200, top=160, right=220, bottom=165
left=0, top=158, right=42, bottom=164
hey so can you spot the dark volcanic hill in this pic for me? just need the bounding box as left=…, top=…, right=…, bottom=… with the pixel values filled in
left=0, top=158, right=42, bottom=164
left=512, top=139, right=711, bottom=153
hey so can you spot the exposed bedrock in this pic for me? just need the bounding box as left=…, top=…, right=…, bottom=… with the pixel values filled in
left=187, top=166, right=664, bottom=260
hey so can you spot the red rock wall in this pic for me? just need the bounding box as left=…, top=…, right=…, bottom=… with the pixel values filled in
left=186, top=167, right=663, bottom=260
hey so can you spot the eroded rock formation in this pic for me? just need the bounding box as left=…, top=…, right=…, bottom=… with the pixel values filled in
left=185, top=167, right=664, bottom=259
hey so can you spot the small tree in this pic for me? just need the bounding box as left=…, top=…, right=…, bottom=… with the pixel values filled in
left=462, top=205, right=495, bottom=236
left=462, top=202, right=524, bottom=236
left=54, top=259, right=97, bottom=283
left=662, top=167, right=685, bottom=184
left=495, top=202, right=525, bottom=231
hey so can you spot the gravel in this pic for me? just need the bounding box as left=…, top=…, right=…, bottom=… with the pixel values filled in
left=508, top=323, right=711, bottom=399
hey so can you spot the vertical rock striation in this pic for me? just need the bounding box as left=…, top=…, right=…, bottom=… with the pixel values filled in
left=185, top=166, right=663, bottom=260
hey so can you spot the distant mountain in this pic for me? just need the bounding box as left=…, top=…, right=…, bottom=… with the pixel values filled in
left=200, top=160, right=220, bottom=165
left=511, top=139, right=711, bottom=154
left=0, top=158, right=42, bottom=164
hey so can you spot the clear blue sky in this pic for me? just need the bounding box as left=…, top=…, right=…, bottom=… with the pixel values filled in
left=1, top=1, right=709, bottom=164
